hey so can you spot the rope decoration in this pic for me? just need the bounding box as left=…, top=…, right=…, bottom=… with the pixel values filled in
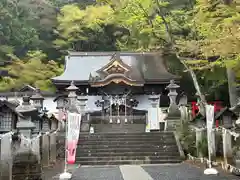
left=187, top=154, right=240, bottom=173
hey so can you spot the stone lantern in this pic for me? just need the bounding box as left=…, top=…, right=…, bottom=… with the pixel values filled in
left=16, top=95, right=37, bottom=138
left=41, top=107, right=51, bottom=133
left=78, top=93, right=88, bottom=115
left=66, top=81, right=78, bottom=107
left=56, top=96, right=67, bottom=109
left=165, top=80, right=181, bottom=118
left=65, top=81, right=79, bottom=113
left=31, top=88, right=44, bottom=111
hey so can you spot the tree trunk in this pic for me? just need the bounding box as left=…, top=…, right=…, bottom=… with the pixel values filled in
left=226, top=67, right=238, bottom=107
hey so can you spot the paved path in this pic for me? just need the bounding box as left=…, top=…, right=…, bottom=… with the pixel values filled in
left=67, top=163, right=239, bottom=180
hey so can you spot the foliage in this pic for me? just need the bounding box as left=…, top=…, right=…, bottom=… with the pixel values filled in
left=197, top=135, right=208, bottom=157
left=0, top=0, right=239, bottom=94
left=177, top=122, right=196, bottom=156
left=0, top=0, right=58, bottom=61
left=0, top=51, right=63, bottom=91
left=54, top=4, right=120, bottom=52
left=181, top=0, right=240, bottom=77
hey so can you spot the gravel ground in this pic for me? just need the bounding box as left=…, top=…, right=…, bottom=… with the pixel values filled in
left=71, top=166, right=124, bottom=180
left=43, top=162, right=239, bottom=180
left=42, top=160, right=65, bottom=180
left=142, top=163, right=239, bottom=180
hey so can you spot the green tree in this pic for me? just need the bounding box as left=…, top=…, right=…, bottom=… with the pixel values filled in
left=0, top=51, right=63, bottom=91
left=54, top=4, right=123, bottom=52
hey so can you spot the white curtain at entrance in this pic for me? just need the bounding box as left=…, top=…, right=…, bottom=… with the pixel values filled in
left=147, top=108, right=160, bottom=131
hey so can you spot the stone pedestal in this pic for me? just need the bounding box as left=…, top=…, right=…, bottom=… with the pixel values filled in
left=81, top=114, right=90, bottom=132
left=222, top=129, right=233, bottom=165
left=41, top=134, right=50, bottom=167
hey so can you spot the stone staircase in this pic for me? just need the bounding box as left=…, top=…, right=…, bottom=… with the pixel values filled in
left=76, top=132, right=183, bottom=165
left=91, top=124, right=145, bottom=133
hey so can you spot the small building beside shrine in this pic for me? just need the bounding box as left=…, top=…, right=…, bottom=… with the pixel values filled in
left=51, top=51, right=181, bottom=132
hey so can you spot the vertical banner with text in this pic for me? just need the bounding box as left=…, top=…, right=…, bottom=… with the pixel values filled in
left=67, top=112, right=82, bottom=164
left=206, top=104, right=215, bottom=156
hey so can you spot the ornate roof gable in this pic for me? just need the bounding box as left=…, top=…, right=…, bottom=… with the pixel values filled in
left=96, top=52, right=131, bottom=76
left=89, top=53, right=144, bottom=87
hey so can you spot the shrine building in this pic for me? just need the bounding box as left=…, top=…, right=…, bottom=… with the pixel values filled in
left=51, top=52, right=180, bottom=132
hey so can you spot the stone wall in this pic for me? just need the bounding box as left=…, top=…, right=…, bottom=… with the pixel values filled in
left=0, top=130, right=59, bottom=180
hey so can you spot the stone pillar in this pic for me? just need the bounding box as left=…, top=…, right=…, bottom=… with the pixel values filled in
left=51, top=118, right=58, bottom=130
left=0, top=133, right=13, bottom=180
left=49, top=132, right=57, bottom=164
left=166, top=80, right=181, bottom=118
left=208, top=128, right=216, bottom=161
left=195, top=128, right=204, bottom=158
left=222, top=128, right=233, bottom=165
left=41, top=133, right=50, bottom=167
left=179, top=106, right=189, bottom=123
left=31, top=135, right=41, bottom=161
left=78, top=94, right=89, bottom=132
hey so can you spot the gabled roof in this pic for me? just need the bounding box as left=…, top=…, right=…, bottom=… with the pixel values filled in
left=19, top=85, right=36, bottom=92
left=52, top=52, right=179, bottom=85
left=0, top=100, right=23, bottom=117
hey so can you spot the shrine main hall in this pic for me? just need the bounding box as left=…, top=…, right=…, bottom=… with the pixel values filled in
left=51, top=51, right=181, bottom=133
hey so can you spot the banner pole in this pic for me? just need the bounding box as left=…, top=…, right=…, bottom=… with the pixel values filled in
left=64, top=110, right=68, bottom=173
left=204, top=104, right=218, bottom=175
left=59, top=109, right=72, bottom=180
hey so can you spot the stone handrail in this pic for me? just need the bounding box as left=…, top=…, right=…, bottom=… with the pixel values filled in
left=173, top=131, right=185, bottom=160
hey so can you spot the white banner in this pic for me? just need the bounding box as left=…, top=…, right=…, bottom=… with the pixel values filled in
left=148, top=108, right=159, bottom=130
left=67, top=112, right=82, bottom=141
left=67, top=112, right=82, bottom=164
left=206, top=104, right=215, bottom=155
left=206, top=104, right=214, bottom=130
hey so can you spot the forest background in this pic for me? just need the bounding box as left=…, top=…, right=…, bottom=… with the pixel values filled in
left=0, top=0, right=239, bottom=106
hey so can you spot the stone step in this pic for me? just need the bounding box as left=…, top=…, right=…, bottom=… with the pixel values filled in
left=77, top=146, right=179, bottom=153
left=80, top=132, right=174, bottom=136
left=78, top=140, right=176, bottom=145
left=76, top=151, right=180, bottom=157
left=78, top=144, right=178, bottom=149
left=76, top=159, right=182, bottom=165
left=75, top=132, right=182, bottom=165
left=76, top=155, right=181, bottom=162
left=79, top=133, right=175, bottom=139
left=79, top=137, right=175, bottom=142
left=92, top=124, right=146, bottom=133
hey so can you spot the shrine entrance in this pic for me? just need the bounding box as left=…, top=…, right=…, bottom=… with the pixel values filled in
left=90, top=94, right=147, bottom=133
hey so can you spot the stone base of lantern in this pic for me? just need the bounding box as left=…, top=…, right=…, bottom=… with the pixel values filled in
left=165, top=117, right=181, bottom=131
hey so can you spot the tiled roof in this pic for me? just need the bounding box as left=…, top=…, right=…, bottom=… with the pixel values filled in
left=52, top=52, right=179, bottom=84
